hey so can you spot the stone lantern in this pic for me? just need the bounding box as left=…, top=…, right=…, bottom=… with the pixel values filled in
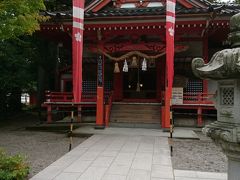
left=192, top=13, right=240, bottom=179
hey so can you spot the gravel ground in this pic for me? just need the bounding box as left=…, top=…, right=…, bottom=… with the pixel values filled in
left=172, top=131, right=228, bottom=172
left=0, top=113, right=228, bottom=178
left=0, top=113, right=87, bottom=178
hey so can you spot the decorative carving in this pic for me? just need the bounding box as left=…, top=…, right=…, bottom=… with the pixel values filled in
left=104, top=43, right=165, bottom=53
left=192, top=48, right=240, bottom=80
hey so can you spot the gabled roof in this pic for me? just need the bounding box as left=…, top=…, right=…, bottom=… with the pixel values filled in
left=85, top=0, right=211, bottom=12
left=83, top=0, right=240, bottom=18
left=43, top=0, right=240, bottom=19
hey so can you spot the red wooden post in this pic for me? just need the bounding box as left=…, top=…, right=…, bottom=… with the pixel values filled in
left=105, top=105, right=110, bottom=127
left=47, top=105, right=52, bottom=123
left=164, top=0, right=176, bottom=130
left=160, top=59, right=167, bottom=127
left=163, top=87, right=171, bottom=129
left=96, top=55, right=105, bottom=129
left=72, top=0, right=84, bottom=103
left=197, top=106, right=203, bottom=127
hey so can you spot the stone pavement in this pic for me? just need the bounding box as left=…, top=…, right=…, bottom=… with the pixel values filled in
left=30, top=128, right=227, bottom=180
left=174, top=170, right=227, bottom=180
left=72, top=126, right=199, bottom=139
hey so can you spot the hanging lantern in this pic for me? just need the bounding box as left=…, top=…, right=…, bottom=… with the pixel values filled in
left=142, top=58, right=147, bottom=71
left=114, top=62, right=120, bottom=73
left=123, top=59, right=128, bottom=72
left=131, top=56, right=138, bottom=67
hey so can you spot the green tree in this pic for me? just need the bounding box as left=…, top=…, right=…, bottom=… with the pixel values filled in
left=0, top=0, right=46, bottom=40
left=0, top=0, right=47, bottom=114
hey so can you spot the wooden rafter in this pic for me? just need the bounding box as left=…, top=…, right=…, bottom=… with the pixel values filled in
left=92, top=0, right=112, bottom=12
left=177, top=0, right=193, bottom=9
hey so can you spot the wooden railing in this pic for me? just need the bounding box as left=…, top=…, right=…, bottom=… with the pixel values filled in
left=45, top=91, right=73, bottom=102
left=43, top=91, right=113, bottom=123
left=183, top=93, right=215, bottom=105
left=172, top=92, right=215, bottom=127
left=45, top=91, right=111, bottom=103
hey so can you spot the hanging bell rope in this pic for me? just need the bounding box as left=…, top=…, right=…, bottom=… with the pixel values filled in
left=114, top=62, right=120, bottom=73
left=142, top=58, right=147, bottom=71
left=123, top=59, right=128, bottom=72
left=131, top=56, right=138, bottom=67
left=98, top=49, right=166, bottom=61
left=97, top=46, right=188, bottom=62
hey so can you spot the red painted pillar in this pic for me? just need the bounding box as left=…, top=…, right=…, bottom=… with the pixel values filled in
left=72, top=0, right=84, bottom=103
left=96, top=55, right=105, bottom=129
left=197, top=107, right=203, bottom=127
left=47, top=105, right=52, bottom=123
left=162, top=58, right=170, bottom=129
left=163, top=87, right=171, bottom=129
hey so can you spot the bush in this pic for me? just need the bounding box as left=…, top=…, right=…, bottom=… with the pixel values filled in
left=0, top=150, right=29, bottom=180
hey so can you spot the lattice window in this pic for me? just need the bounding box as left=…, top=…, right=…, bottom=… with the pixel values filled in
left=220, top=87, right=234, bottom=106
left=82, top=81, right=113, bottom=93
left=83, top=81, right=96, bottom=93
left=185, top=80, right=203, bottom=94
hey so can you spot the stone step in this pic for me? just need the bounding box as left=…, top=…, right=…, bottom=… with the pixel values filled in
left=112, top=105, right=159, bottom=110
left=110, top=118, right=160, bottom=123
left=111, top=111, right=161, bottom=117
left=110, top=104, right=161, bottom=124
left=110, top=114, right=160, bottom=120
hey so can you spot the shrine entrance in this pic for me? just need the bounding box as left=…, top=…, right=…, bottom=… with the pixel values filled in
left=123, top=66, right=157, bottom=100
left=119, top=56, right=159, bottom=101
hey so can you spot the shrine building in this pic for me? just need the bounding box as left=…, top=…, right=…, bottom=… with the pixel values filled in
left=40, top=0, right=240, bottom=129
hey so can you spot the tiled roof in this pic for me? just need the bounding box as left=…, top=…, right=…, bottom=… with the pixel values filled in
left=43, top=1, right=240, bottom=19
left=85, top=5, right=208, bottom=18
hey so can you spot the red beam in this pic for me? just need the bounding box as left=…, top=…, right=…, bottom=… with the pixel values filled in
left=92, top=0, right=111, bottom=12
left=177, top=0, right=193, bottom=8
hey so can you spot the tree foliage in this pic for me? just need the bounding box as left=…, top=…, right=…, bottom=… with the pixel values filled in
left=44, top=0, right=72, bottom=11
left=0, top=0, right=47, bottom=40
left=0, top=37, right=36, bottom=113
left=0, top=1, right=49, bottom=114
left=0, top=149, right=29, bottom=180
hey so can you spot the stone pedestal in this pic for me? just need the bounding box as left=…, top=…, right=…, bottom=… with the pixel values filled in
left=192, top=12, right=240, bottom=179
left=228, top=157, right=240, bottom=179
left=202, top=79, right=240, bottom=179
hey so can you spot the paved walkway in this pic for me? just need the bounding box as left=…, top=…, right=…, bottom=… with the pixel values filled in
left=31, top=128, right=226, bottom=180
left=73, top=126, right=199, bottom=139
